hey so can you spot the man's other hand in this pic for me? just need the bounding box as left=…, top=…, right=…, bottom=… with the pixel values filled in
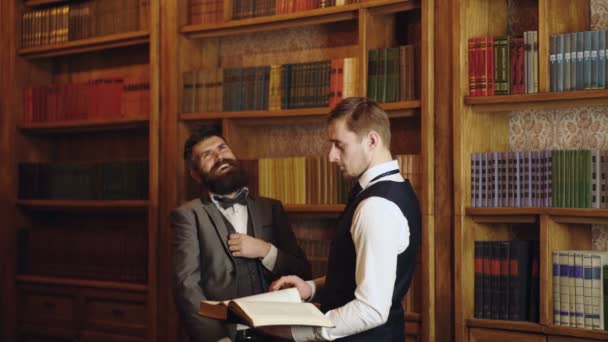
left=228, top=233, right=271, bottom=258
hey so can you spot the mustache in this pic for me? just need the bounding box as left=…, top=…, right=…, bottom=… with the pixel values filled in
left=210, top=158, right=239, bottom=173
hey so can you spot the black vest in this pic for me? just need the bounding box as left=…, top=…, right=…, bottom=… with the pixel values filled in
left=319, top=180, right=421, bottom=342
left=219, top=212, right=267, bottom=297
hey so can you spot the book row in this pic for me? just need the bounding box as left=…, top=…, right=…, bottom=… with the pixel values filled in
left=17, top=226, right=147, bottom=284
left=470, top=150, right=608, bottom=209
left=367, top=45, right=418, bottom=103
left=21, top=0, right=148, bottom=48
left=22, top=77, right=150, bottom=123
left=467, top=31, right=538, bottom=96
left=552, top=250, right=608, bottom=330
left=18, top=160, right=149, bottom=200
left=474, top=240, right=540, bottom=322
left=550, top=30, right=608, bottom=92
left=182, top=58, right=359, bottom=113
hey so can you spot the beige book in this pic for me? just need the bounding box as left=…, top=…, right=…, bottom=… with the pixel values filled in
left=198, top=287, right=335, bottom=328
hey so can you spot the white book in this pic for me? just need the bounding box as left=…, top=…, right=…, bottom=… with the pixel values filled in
left=198, top=287, right=335, bottom=328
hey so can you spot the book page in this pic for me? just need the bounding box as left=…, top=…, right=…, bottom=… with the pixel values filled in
left=232, top=301, right=335, bottom=328
left=236, top=287, right=301, bottom=303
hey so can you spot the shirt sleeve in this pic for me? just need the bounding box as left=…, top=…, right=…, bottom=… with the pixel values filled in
left=293, top=197, right=409, bottom=341
left=261, top=244, right=278, bottom=270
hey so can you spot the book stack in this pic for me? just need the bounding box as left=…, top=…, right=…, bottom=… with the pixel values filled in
left=552, top=250, right=608, bottom=330
left=467, top=32, right=537, bottom=96
left=23, top=76, right=150, bottom=123
left=470, top=150, right=608, bottom=208
left=367, top=45, right=417, bottom=103
left=474, top=239, right=540, bottom=322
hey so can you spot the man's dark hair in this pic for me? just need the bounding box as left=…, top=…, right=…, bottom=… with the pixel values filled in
left=183, top=125, right=225, bottom=170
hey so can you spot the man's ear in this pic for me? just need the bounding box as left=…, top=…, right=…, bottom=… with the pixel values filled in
left=190, top=168, right=202, bottom=184
left=367, top=130, right=380, bottom=149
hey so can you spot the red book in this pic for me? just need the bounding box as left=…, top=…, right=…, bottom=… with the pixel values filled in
left=510, top=36, right=525, bottom=94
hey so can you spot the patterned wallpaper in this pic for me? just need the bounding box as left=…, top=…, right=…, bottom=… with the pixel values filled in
left=591, top=0, right=608, bottom=31
left=509, top=107, right=608, bottom=250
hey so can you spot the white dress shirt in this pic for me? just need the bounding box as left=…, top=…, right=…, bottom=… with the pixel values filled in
left=292, top=160, right=410, bottom=341
left=210, top=192, right=278, bottom=270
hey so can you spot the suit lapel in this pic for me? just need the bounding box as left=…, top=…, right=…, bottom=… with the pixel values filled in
left=201, top=200, right=235, bottom=262
left=247, top=197, right=266, bottom=240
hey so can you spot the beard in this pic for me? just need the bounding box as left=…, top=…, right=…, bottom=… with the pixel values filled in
left=199, top=158, right=249, bottom=195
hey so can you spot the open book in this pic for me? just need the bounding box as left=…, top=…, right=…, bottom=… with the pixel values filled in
left=198, top=287, right=334, bottom=328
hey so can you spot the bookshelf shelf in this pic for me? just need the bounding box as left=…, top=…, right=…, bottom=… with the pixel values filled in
left=181, top=5, right=359, bottom=39
left=16, top=275, right=148, bottom=292
left=284, top=204, right=345, bottom=214
left=544, top=325, right=608, bottom=341
left=16, top=200, right=150, bottom=212
left=18, top=117, right=149, bottom=134
left=464, top=90, right=608, bottom=112
left=18, top=30, right=150, bottom=59
left=466, top=207, right=608, bottom=220
left=181, top=107, right=332, bottom=121
left=363, top=0, right=421, bottom=15
left=466, top=319, right=543, bottom=334
left=180, top=101, right=420, bottom=121
left=24, top=0, right=68, bottom=6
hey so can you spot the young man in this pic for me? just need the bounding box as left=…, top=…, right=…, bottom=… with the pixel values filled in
left=172, top=126, right=311, bottom=342
left=266, top=97, right=422, bottom=341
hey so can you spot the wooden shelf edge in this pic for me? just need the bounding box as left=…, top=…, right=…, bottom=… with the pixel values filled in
left=363, top=0, right=421, bottom=15
left=18, top=31, right=149, bottom=59
left=544, top=325, right=608, bottom=340
left=180, top=101, right=419, bottom=121
left=16, top=275, right=148, bottom=292
left=19, top=117, right=149, bottom=133
left=24, top=0, right=68, bottom=6
left=17, top=199, right=150, bottom=211
left=466, top=207, right=608, bottom=219
left=182, top=5, right=358, bottom=39
left=466, top=318, right=543, bottom=333
left=284, top=204, right=345, bottom=213
left=464, top=90, right=608, bottom=112
left=404, top=311, right=422, bottom=322
left=181, top=108, right=332, bottom=120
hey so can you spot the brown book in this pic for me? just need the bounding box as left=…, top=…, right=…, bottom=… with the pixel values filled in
left=199, top=287, right=334, bottom=328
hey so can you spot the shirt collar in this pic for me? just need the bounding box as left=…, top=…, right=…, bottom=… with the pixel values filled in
left=357, top=160, right=400, bottom=190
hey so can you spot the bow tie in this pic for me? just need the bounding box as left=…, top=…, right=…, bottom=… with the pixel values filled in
left=213, top=189, right=248, bottom=209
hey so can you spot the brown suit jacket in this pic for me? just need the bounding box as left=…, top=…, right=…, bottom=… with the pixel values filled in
left=172, top=195, right=311, bottom=342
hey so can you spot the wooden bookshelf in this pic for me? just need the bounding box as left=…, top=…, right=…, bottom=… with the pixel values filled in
left=160, top=0, right=435, bottom=341
left=3, top=0, right=160, bottom=341
left=18, top=30, right=150, bottom=59
left=453, top=1, right=607, bottom=342
left=16, top=275, right=148, bottom=292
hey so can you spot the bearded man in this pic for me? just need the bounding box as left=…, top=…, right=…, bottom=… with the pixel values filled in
left=172, top=126, right=311, bottom=342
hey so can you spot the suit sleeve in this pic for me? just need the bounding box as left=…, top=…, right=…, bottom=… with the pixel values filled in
left=171, top=207, right=229, bottom=342
left=270, top=201, right=313, bottom=280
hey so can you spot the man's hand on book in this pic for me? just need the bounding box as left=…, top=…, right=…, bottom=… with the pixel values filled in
left=228, top=233, right=271, bottom=258
left=270, top=275, right=312, bottom=300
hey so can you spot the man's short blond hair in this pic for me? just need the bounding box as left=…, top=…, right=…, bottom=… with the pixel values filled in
left=327, top=97, right=391, bottom=146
